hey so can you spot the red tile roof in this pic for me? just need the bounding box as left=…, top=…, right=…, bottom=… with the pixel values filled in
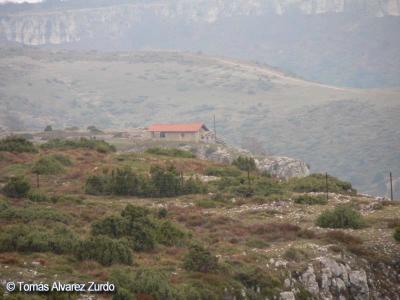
left=147, top=123, right=208, bottom=132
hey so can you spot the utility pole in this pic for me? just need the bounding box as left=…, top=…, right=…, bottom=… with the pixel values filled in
left=390, top=172, right=393, bottom=201
left=213, top=115, right=217, bottom=140
left=325, top=172, right=329, bottom=201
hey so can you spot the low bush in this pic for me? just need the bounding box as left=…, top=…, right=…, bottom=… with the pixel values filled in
left=32, top=156, right=65, bottom=175
left=394, top=226, right=400, bottom=242
left=316, top=205, right=366, bottom=229
left=132, top=268, right=178, bottom=300
left=146, top=147, right=195, bottom=158
left=2, top=177, right=31, bottom=198
left=156, top=221, right=186, bottom=246
left=41, top=138, right=116, bottom=153
left=74, top=236, right=133, bottom=266
left=183, top=244, right=218, bottom=273
left=294, top=194, right=327, bottom=205
left=205, top=166, right=241, bottom=177
left=0, top=136, right=37, bottom=153
left=289, top=174, right=356, bottom=194
left=0, top=206, right=70, bottom=224
left=234, top=266, right=282, bottom=299
left=27, top=190, right=49, bottom=202
left=232, top=156, right=256, bottom=172
left=158, top=207, right=168, bottom=218
left=0, top=225, right=78, bottom=254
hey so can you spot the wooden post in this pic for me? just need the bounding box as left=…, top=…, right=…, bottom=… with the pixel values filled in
left=390, top=172, right=393, bottom=201
left=36, top=173, right=40, bottom=189
left=325, top=172, right=329, bottom=201
left=213, top=115, right=217, bottom=140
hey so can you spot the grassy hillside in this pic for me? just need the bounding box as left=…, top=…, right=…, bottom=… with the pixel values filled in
left=0, top=139, right=399, bottom=299
left=0, top=47, right=399, bottom=197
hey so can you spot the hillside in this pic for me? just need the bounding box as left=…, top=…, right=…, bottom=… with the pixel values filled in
left=0, top=47, right=399, bottom=197
left=1, top=0, right=400, bottom=87
left=0, top=138, right=399, bottom=299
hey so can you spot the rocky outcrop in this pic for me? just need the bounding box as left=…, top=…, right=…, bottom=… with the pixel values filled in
left=124, top=140, right=310, bottom=179
left=255, top=156, right=310, bottom=179
left=1, top=0, right=399, bottom=46
left=282, top=255, right=400, bottom=300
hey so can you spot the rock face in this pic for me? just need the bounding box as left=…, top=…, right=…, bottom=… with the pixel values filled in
left=282, top=255, right=400, bottom=300
left=255, top=156, right=310, bottom=179
left=124, top=140, right=310, bottom=179
left=1, top=0, right=399, bottom=46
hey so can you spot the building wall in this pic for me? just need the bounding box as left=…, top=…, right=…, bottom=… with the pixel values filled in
left=148, top=128, right=215, bottom=143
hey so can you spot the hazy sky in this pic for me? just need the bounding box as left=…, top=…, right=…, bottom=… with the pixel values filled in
left=0, top=0, right=43, bottom=3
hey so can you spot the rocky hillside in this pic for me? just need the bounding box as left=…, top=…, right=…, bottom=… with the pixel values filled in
left=1, top=0, right=400, bottom=87
left=0, top=47, right=399, bottom=197
left=0, top=138, right=399, bottom=299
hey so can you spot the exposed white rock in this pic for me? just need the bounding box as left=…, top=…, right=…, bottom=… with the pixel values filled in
left=280, top=291, right=295, bottom=300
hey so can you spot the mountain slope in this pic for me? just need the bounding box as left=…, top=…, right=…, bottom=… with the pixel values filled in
left=0, top=47, right=399, bottom=197
left=1, top=0, right=400, bottom=87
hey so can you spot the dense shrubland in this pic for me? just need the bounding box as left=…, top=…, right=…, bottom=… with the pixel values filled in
left=86, top=165, right=206, bottom=197
left=0, top=136, right=37, bottom=153
left=92, top=204, right=187, bottom=251
left=41, top=138, right=116, bottom=153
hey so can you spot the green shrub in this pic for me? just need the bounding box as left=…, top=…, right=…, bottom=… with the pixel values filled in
left=92, top=205, right=156, bottom=251
left=32, top=156, right=64, bottom=175
left=0, top=206, right=70, bottom=224
left=112, top=288, right=134, bottom=300
left=394, top=226, right=400, bottom=242
left=289, top=174, right=356, bottom=194
left=204, top=166, right=241, bottom=177
left=232, top=156, right=256, bottom=171
left=177, top=283, right=221, bottom=300
left=41, top=138, right=115, bottom=153
left=253, top=178, right=285, bottom=196
left=234, top=266, right=282, bottom=298
left=0, top=225, right=77, bottom=254
left=156, top=221, right=186, bottom=246
left=146, top=147, right=195, bottom=158
left=150, top=165, right=181, bottom=197
left=0, top=136, right=37, bottom=153
left=182, top=177, right=207, bottom=194
left=158, top=207, right=168, bottom=218
left=109, top=168, right=145, bottom=196
left=132, top=268, right=178, bottom=300
left=86, top=165, right=205, bottom=198
left=316, top=205, right=366, bottom=229
left=2, top=177, right=31, bottom=198
left=85, top=174, right=109, bottom=195
left=74, top=236, right=133, bottom=266
left=92, top=216, right=128, bottom=238
left=183, top=244, right=218, bottom=273
left=294, top=194, right=327, bottom=205
left=0, top=199, right=9, bottom=211
left=27, top=190, right=49, bottom=202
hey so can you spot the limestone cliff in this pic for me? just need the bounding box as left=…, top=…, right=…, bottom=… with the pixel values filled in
left=0, top=0, right=399, bottom=46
